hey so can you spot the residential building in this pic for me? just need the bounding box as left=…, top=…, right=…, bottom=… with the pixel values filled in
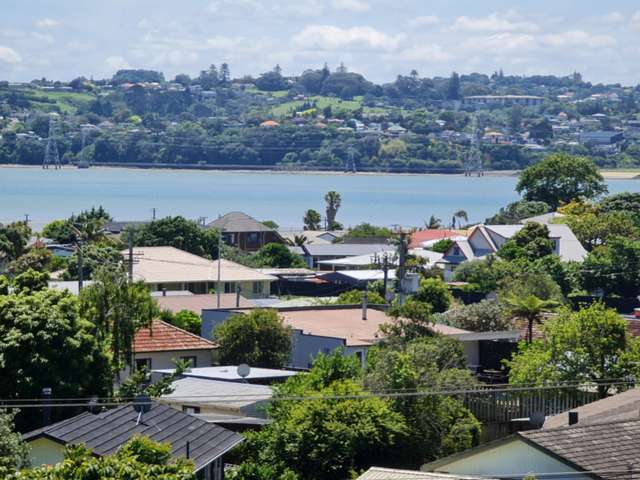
left=424, top=419, right=640, bottom=480
left=409, top=229, right=466, bottom=248
left=358, top=468, right=493, bottom=480
left=207, top=211, right=283, bottom=251
left=24, top=402, right=243, bottom=479
left=579, top=130, right=624, bottom=145
left=290, top=243, right=390, bottom=269
left=123, top=246, right=276, bottom=296
left=156, top=292, right=256, bottom=314
left=438, top=224, right=586, bottom=281
left=462, top=95, right=544, bottom=107
left=131, top=319, right=217, bottom=373
left=279, top=229, right=345, bottom=245
left=153, top=365, right=298, bottom=385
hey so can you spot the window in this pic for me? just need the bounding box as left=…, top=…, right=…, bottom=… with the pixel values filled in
left=182, top=405, right=201, bottom=414
left=453, top=247, right=461, bottom=256
left=252, top=282, right=263, bottom=294
left=180, top=356, right=197, bottom=368
left=355, top=351, right=363, bottom=365
left=224, top=282, right=236, bottom=294
left=135, top=358, right=151, bottom=371
left=247, top=232, right=259, bottom=244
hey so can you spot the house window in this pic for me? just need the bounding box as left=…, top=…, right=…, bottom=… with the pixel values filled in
left=224, top=282, right=236, bottom=294
left=453, top=247, right=461, bottom=256
left=247, top=232, right=259, bottom=244
left=355, top=351, right=363, bottom=365
left=252, top=282, right=263, bottom=294
left=182, top=405, right=201, bottom=414
left=180, top=356, right=197, bottom=368
left=135, top=358, right=152, bottom=371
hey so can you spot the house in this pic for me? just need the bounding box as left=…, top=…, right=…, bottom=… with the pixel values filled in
left=438, top=224, right=586, bottom=281
left=207, top=211, right=283, bottom=251
left=201, top=306, right=519, bottom=370
left=156, top=292, right=256, bottom=315
left=409, top=229, right=466, bottom=248
left=23, top=402, right=243, bottom=478
left=160, top=376, right=272, bottom=423
left=358, top=468, right=493, bottom=480
left=131, top=319, right=217, bottom=373
left=153, top=365, right=298, bottom=385
left=316, top=269, right=397, bottom=286
left=543, top=388, right=640, bottom=429
left=279, top=229, right=345, bottom=245
left=462, top=95, right=544, bottom=107
left=290, top=243, right=391, bottom=269
left=424, top=419, right=640, bottom=480
left=579, top=130, right=624, bottom=145
left=123, top=246, right=276, bottom=296
left=259, top=120, right=279, bottom=128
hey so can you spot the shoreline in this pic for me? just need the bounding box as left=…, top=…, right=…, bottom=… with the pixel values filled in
left=0, top=164, right=637, bottom=179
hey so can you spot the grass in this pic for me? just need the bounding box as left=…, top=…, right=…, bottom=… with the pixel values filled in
left=268, top=95, right=366, bottom=118
left=19, top=89, right=95, bottom=114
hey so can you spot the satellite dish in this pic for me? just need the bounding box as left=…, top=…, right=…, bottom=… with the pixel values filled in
left=529, top=411, right=546, bottom=429
left=237, top=363, right=251, bottom=379
left=133, top=394, right=152, bottom=425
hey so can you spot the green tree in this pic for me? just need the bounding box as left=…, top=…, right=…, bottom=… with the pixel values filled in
left=10, top=436, right=195, bottom=479
left=0, top=410, right=29, bottom=476
left=0, top=221, right=31, bottom=261
left=63, top=243, right=123, bottom=281
left=437, top=299, right=512, bottom=332
left=452, top=210, right=468, bottom=229
left=382, top=300, right=435, bottom=343
left=516, top=153, right=608, bottom=209
left=303, top=209, right=322, bottom=230
left=344, top=223, right=394, bottom=239
left=133, top=216, right=220, bottom=258
left=41, top=219, right=76, bottom=244
left=117, top=360, right=189, bottom=400
left=334, top=289, right=386, bottom=305
left=413, top=277, right=452, bottom=313
left=599, top=192, right=640, bottom=223
left=485, top=200, right=550, bottom=225
left=504, top=294, right=559, bottom=344
left=0, top=288, right=111, bottom=430
left=215, top=309, right=292, bottom=368
left=498, top=222, right=555, bottom=261
left=253, top=242, right=306, bottom=268
left=324, top=191, right=342, bottom=230
left=424, top=215, right=442, bottom=229
left=446, top=72, right=460, bottom=100
left=162, top=309, right=201, bottom=335
left=80, top=266, right=158, bottom=375
left=507, top=303, right=639, bottom=398
left=430, top=238, right=454, bottom=253
left=8, top=247, right=55, bottom=276
left=12, top=269, right=49, bottom=293
left=582, top=237, right=640, bottom=298
left=564, top=210, right=638, bottom=251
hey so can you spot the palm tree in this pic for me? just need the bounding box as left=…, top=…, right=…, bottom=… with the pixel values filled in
left=452, top=209, right=468, bottom=229
left=293, top=234, right=308, bottom=246
left=505, top=294, right=559, bottom=343
left=324, top=191, right=342, bottom=230
left=424, top=215, right=442, bottom=229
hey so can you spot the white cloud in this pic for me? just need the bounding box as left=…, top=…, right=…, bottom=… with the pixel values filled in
left=0, top=46, right=21, bottom=64
left=409, top=16, right=440, bottom=28
left=464, top=33, right=537, bottom=52
left=105, top=56, right=130, bottom=71
left=601, top=12, right=624, bottom=24
left=331, top=0, right=370, bottom=12
left=632, top=11, right=640, bottom=29
left=36, top=18, right=60, bottom=28
left=395, top=44, right=450, bottom=62
left=542, top=30, right=616, bottom=48
left=451, top=12, right=538, bottom=33
left=293, top=25, right=405, bottom=51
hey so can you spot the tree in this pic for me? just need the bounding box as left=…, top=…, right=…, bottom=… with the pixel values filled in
left=215, top=309, right=292, bottom=368
left=42, top=219, right=76, bottom=244
left=343, top=223, right=394, bottom=239
left=504, top=294, right=559, bottom=343
left=117, top=360, right=189, bottom=400
left=0, top=221, right=31, bottom=262
left=80, top=266, right=158, bottom=375
left=599, top=192, right=640, bottom=222
left=382, top=300, right=435, bottom=343
left=430, top=238, right=454, bottom=253
left=303, top=209, right=322, bottom=230
left=133, top=216, right=220, bottom=258
left=452, top=209, right=468, bottom=229
left=446, top=72, right=460, bottom=100
left=12, top=268, right=49, bottom=293
left=161, top=309, right=201, bottom=335
left=582, top=237, right=640, bottom=298
left=0, top=288, right=111, bottom=430
left=516, top=153, right=608, bottom=209
left=10, top=436, right=195, bottom=479
left=8, top=247, right=55, bottom=276
left=507, top=303, right=640, bottom=398
left=231, top=352, right=407, bottom=480
left=508, top=106, right=523, bottom=134
left=324, top=191, right=342, bottom=230
left=413, top=277, right=452, bottom=313
left=0, top=410, right=29, bottom=476
left=498, top=222, right=555, bottom=261
left=485, top=200, right=550, bottom=225
left=253, top=243, right=306, bottom=268
left=564, top=210, right=638, bottom=251
left=334, top=289, right=386, bottom=305
left=63, top=243, right=122, bottom=280
left=437, top=299, right=512, bottom=332
left=424, top=215, right=442, bottom=229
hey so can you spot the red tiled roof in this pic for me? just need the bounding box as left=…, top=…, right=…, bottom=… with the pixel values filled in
left=409, top=229, right=465, bottom=248
left=133, top=319, right=217, bottom=353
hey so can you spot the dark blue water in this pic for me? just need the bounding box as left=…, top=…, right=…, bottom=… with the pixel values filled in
left=0, top=167, right=637, bottom=230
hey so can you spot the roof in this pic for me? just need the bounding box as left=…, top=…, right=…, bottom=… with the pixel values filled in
left=207, top=211, right=274, bottom=233
left=279, top=230, right=344, bottom=245
left=161, top=377, right=272, bottom=411
left=123, top=246, right=276, bottom=284
left=520, top=419, right=640, bottom=479
left=318, top=250, right=397, bottom=267
left=519, top=212, right=566, bottom=225
left=410, top=229, right=465, bottom=248
left=134, top=319, right=217, bottom=353
left=544, top=388, right=640, bottom=429
left=291, top=243, right=390, bottom=257
left=277, top=307, right=477, bottom=347
left=156, top=293, right=256, bottom=314
left=23, top=403, right=243, bottom=472
left=48, top=280, right=94, bottom=295
left=256, top=267, right=316, bottom=277
left=318, top=269, right=396, bottom=283
left=154, top=365, right=299, bottom=382
left=358, top=468, right=493, bottom=480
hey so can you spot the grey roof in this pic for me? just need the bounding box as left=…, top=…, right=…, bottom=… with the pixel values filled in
left=486, top=224, right=587, bottom=261
left=358, top=468, right=493, bottom=480
left=154, top=365, right=299, bottom=382
left=207, top=211, right=273, bottom=232
left=544, top=388, right=640, bottom=429
left=292, top=243, right=390, bottom=257
left=520, top=419, right=640, bottom=479
left=519, top=212, right=566, bottom=225
left=162, top=377, right=272, bottom=411
left=23, top=403, right=243, bottom=472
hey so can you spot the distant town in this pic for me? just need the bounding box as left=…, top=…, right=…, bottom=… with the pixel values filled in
left=1, top=65, right=640, bottom=173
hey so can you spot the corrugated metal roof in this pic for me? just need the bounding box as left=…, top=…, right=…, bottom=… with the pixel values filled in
left=358, top=467, right=492, bottom=479
left=23, top=403, right=243, bottom=472
left=161, top=377, right=272, bottom=411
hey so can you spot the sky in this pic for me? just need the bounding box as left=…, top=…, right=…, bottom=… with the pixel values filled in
left=2, top=0, right=640, bottom=85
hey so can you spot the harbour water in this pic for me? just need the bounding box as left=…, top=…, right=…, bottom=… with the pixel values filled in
left=0, top=166, right=637, bottom=230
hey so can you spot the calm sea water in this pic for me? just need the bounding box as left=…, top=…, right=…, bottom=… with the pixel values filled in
left=0, top=167, right=637, bottom=230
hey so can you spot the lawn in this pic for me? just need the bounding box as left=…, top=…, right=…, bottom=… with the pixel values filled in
left=23, top=89, right=95, bottom=114
left=268, top=95, right=365, bottom=118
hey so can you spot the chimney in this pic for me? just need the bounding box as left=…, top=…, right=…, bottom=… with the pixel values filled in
left=568, top=411, right=579, bottom=426
left=42, top=387, right=52, bottom=427
left=362, top=283, right=368, bottom=320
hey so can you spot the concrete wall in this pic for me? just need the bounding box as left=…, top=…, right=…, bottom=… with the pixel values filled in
left=429, top=438, right=586, bottom=479
left=29, top=438, right=65, bottom=467
left=291, top=330, right=346, bottom=369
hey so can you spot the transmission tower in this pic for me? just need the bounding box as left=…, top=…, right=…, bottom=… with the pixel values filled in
left=464, top=115, right=484, bottom=177
left=43, top=113, right=61, bottom=169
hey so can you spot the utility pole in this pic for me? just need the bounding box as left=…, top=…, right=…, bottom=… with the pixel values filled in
left=397, top=230, right=407, bottom=305
left=152, top=208, right=157, bottom=221
left=382, top=255, right=389, bottom=302
left=128, top=229, right=134, bottom=282
left=24, top=213, right=30, bottom=224
left=216, top=228, right=223, bottom=308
